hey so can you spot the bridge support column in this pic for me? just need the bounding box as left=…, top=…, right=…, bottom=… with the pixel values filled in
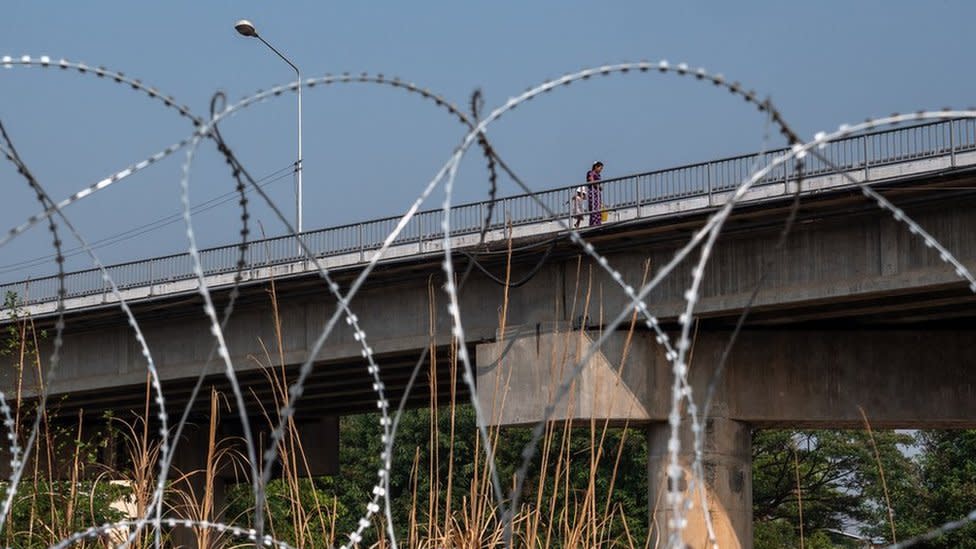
left=648, top=418, right=752, bottom=549
left=170, top=421, right=228, bottom=549
left=476, top=325, right=652, bottom=425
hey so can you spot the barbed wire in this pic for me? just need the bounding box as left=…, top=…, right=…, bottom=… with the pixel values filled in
left=1, top=53, right=974, bottom=549
left=0, top=123, right=69, bottom=532
left=426, top=61, right=802, bottom=547
left=0, top=128, right=172, bottom=547
left=0, top=164, right=293, bottom=275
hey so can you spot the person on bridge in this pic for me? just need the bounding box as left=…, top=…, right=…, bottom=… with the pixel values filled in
left=586, top=161, right=604, bottom=226
left=571, top=186, right=588, bottom=228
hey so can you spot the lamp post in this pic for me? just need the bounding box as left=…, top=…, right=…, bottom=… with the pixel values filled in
left=234, top=19, right=304, bottom=235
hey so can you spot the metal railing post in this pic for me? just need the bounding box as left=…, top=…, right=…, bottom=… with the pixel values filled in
left=563, top=189, right=569, bottom=224
left=358, top=223, right=365, bottom=262
left=949, top=119, right=957, bottom=168
left=863, top=134, right=871, bottom=180
left=635, top=176, right=642, bottom=216
left=418, top=215, right=424, bottom=254
left=706, top=162, right=713, bottom=206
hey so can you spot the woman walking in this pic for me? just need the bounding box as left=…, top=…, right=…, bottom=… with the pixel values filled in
left=586, top=161, right=604, bottom=226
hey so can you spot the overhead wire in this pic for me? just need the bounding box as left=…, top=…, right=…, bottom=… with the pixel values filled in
left=461, top=240, right=557, bottom=288
left=0, top=163, right=294, bottom=275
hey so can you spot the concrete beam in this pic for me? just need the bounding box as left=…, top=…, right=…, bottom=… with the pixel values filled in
left=476, top=325, right=651, bottom=425
left=476, top=326, right=976, bottom=428
left=692, top=329, right=976, bottom=428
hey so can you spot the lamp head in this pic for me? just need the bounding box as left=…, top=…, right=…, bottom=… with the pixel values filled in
left=234, top=19, right=258, bottom=37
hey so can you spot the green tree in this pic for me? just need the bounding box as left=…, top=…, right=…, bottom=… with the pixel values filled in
left=904, top=430, right=976, bottom=548
left=226, top=403, right=650, bottom=547
left=334, top=404, right=649, bottom=545
left=752, top=429, right=919, bottom=548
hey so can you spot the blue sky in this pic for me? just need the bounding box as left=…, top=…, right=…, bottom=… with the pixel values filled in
left=1, top=1, right=974, bottom=281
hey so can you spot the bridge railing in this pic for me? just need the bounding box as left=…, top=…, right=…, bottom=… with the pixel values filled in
left=3, top=118, right=975, bottom=307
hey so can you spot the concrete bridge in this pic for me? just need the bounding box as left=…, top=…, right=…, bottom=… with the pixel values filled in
left=3, top=118, right=976, bottom=548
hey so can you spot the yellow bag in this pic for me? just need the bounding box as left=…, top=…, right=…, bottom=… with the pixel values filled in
left=600, top=207, right=609, bottom=222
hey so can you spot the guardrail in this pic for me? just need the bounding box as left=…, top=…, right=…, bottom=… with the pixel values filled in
left=3, top=118, right=975, bottom=307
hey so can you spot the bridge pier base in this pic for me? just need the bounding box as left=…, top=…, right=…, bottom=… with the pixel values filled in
left=170, top=421, right=229, bottom=549
left=477, top=326, right=759, bottom=547
left=647, top=418, right=752, bottom=549
left=477, top=323, right=976, bottom=548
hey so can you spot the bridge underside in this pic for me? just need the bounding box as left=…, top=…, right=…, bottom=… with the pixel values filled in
left=24, top=346, right=467, bottom=422
left=477, top=326, right=976, bottom=429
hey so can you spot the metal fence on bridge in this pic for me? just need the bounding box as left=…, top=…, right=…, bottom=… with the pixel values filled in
left=3, top=118, right=975, bottom=307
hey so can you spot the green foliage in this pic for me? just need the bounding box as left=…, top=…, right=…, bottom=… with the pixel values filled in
left=755, top=520, right=857, bottom=549
left=904, top=430, right=976, bottom=548
left=375, top=405, right=647, bottom=545
left=754, top=518, right=794, bottom=548
left=225, top=404, right=649, bottom=546
left=0, top=479, right=132, bottom=548
left=225, top=477, right=349, bottom=549
left=753, top=429, right=918, bottom=548
left=227, top=419, right=976, bottom=548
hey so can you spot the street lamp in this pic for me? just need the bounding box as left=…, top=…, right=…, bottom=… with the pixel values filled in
left=234, top=19, right=304, bottom=235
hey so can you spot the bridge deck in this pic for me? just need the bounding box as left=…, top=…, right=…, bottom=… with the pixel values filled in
left=3, top=118, right=976, bottom=319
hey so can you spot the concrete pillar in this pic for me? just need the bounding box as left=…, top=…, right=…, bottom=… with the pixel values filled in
left=169, top=421, right=228, bottom=549
left=648, top=418, right=752, bottom=549
left=476, top=326, right=652, bottom=426
left=166, top=415, right=337, bottom=548
left=293, top=416, right=340, bottom=476
left=221, top=415, right=340, bottom=478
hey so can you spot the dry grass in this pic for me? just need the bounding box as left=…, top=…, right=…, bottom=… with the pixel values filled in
left=0, top=245, right=652, bottom=548
left=0, top=251, right=653, bottom=549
